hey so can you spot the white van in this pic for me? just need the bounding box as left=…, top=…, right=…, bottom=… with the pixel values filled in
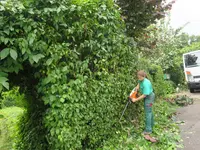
left=183, top=50, right=200, bottom=93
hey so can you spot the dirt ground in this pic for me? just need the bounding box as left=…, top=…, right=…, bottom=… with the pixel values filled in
left=177, top=90, right=200, bottom=150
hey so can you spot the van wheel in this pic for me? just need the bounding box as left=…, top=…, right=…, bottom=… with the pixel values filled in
left=190, top=88, right=195, bottom=93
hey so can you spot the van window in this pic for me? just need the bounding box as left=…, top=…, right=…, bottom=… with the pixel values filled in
left=184, top=51, right=200, bottom=68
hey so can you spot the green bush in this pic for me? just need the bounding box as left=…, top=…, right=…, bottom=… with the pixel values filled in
left=137, top=59, right=175, bottom=96
left=0, top=87, right=27, bottom=108
left=0, top=107, right=24, bottom=150
left=167, top=64, right=185, bottom=86
left=0, top=0, right=138, bottom=149
left=100, top=99, right=182, bottom=150
left=164, top=80, right=175, bottom=94
left=0, top=0, right=179, bottom=149
left=149, top=65, right=175, bottom=96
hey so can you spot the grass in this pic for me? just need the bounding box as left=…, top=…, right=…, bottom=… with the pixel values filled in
left=0, top=107, right=24, bottom=150
left=102, top=99, right=183, bottom=150
left=0, top=100, right=182, bottom=150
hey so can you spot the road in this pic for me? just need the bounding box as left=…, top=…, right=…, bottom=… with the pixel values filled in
left=177, top=91, right=200, bottom=150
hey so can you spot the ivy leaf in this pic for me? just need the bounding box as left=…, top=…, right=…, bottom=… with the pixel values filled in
left=0, top=48, right=10, bottom=59
left=32, top=54, right=45, bottom=63
left=10, top=49, right=18, bottom=60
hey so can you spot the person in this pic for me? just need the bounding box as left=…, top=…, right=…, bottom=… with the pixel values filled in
left=131, top=70, right=157, bottom=143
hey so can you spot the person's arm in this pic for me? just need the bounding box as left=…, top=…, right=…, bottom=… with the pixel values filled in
left=132, top=94, right=146, bottom=102
left=132, top=81, right=150, bottom=102
left=135, top=83, right=139, bottom=91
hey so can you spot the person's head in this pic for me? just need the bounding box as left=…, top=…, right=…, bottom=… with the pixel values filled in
left=137, top=70, right=147, bottom=81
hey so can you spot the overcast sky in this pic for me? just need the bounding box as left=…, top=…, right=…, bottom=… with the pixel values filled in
left=169, top=0, right=200, bottom=35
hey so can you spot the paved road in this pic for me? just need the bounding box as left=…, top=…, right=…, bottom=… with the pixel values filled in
left=177, top=91, right=200, bottom=150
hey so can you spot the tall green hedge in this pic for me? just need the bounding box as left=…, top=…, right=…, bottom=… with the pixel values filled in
left=0, top=0, right=139, bottom=149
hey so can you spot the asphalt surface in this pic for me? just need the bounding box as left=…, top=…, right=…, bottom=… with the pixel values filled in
left=177, top=91, right=200, bottom=150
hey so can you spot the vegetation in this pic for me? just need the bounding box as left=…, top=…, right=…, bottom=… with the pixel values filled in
left=102, top=99, right=182, bottom=149
left=0, top=107, right=24, bottom=150
left=116, top=0, right=175, bottom=37
left=0, top=87, right=27, bottom=108
left=0, top=0, right=198, bottom=149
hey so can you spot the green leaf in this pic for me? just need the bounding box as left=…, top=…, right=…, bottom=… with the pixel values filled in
left=10, top=49, right=18, bottom=60
left=4, top=38, right=8, bottom=44
left=32, top=54, right=45, bottom=63
left=0, top=85, right=2, bottom=92
left=0, top=72, right=8, bottom=77
left=60, top=98, right=65, bottom=103
left=2, top=81, right=9, bottom=90
left=0, top=77, right=9, bottom=90
left=46, top=58, right=53, bottom=66
left=22, top=48, right=26, bottom=55
left=0, top=77, right=8, bottom=83
left=0, top=48, right=10, bottom=59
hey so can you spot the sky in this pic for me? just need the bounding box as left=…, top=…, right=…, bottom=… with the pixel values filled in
left=169, top=0, right=200, bottom=35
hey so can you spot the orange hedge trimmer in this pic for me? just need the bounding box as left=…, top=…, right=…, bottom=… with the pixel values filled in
left=119, top=88, right=138, bottom=121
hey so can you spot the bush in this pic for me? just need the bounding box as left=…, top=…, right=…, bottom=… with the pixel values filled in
left=166, top=62, right=185, bottom=86
left=0, top=87, right=27, bottom=108
left=0, top=0, right=178, bottom=149
left=149, top=65, right=172, bottom=96
left=0, top=107, right=24, bottom=150
left=137, top=60, right=175, bottom=96
left=100, top=99, right=182, bottom=150
left=164, top=80, right=175, bottom=94
left=0, top=0, right=138, bottom=149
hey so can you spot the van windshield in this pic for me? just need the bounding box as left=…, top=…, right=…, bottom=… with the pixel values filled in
left=184, top=51, right=200, bottom=68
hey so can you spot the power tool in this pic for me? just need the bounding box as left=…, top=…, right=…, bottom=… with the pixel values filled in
left=119, top=88, right=138, bottom=121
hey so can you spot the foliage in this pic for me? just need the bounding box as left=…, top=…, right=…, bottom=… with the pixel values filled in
left=100, top=99, right=182, bottom=150
left=136, top=59, right=175, bottom=96
left=0, top=0, right=185, bottom=149
left=165, top=95, right=194, bottom=106
left=167, top=64, right=185, bottom=86
left=173, top=42, right=200, bottom=73
left=137, top=18, right=182, bottom=70
left=149, top=64, right=175, bottom=96
left=178, top=33, right=200, bottom=48
left=0, top=87, right=27, bottom=108
left=0, top=107, right=24, bottom=150
left=116, top=0, right=176, bottom=37
left=164, top=80, right=175, bottom=94
left=179, top=42, right=200, bottom=57
left=0, top=0, right=139, bottom=149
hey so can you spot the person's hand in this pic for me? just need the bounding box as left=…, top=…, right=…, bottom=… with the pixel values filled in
left=131, top=98, right=137, bottom=103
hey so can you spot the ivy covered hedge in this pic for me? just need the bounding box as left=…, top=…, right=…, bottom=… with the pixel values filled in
left=0, top=0, right=141, bottom=149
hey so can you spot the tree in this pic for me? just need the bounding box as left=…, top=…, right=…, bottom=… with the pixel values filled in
left=136, top=18, right=182, bottom=70
left=116, top=0, right=176, bottom=37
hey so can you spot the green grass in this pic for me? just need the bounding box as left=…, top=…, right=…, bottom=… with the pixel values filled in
left=101, top=100, right=183, bottom=150
left=0, top=107, right=24, bottom=150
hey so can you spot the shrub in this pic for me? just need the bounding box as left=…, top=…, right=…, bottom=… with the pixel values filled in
left=149, top=65, right=175, bottom=96
left=0, top=87, right=27, bottom=108
left=167, top=64, right=185, bottom=86
left=0, top=107, right=24, bottom=150
left=0, top=0, right=138, bottom=149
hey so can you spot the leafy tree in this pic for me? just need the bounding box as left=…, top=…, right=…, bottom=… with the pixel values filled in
left=137, top=18, right=182, bottom=70
left=116, top=0, right=176, bottom=37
